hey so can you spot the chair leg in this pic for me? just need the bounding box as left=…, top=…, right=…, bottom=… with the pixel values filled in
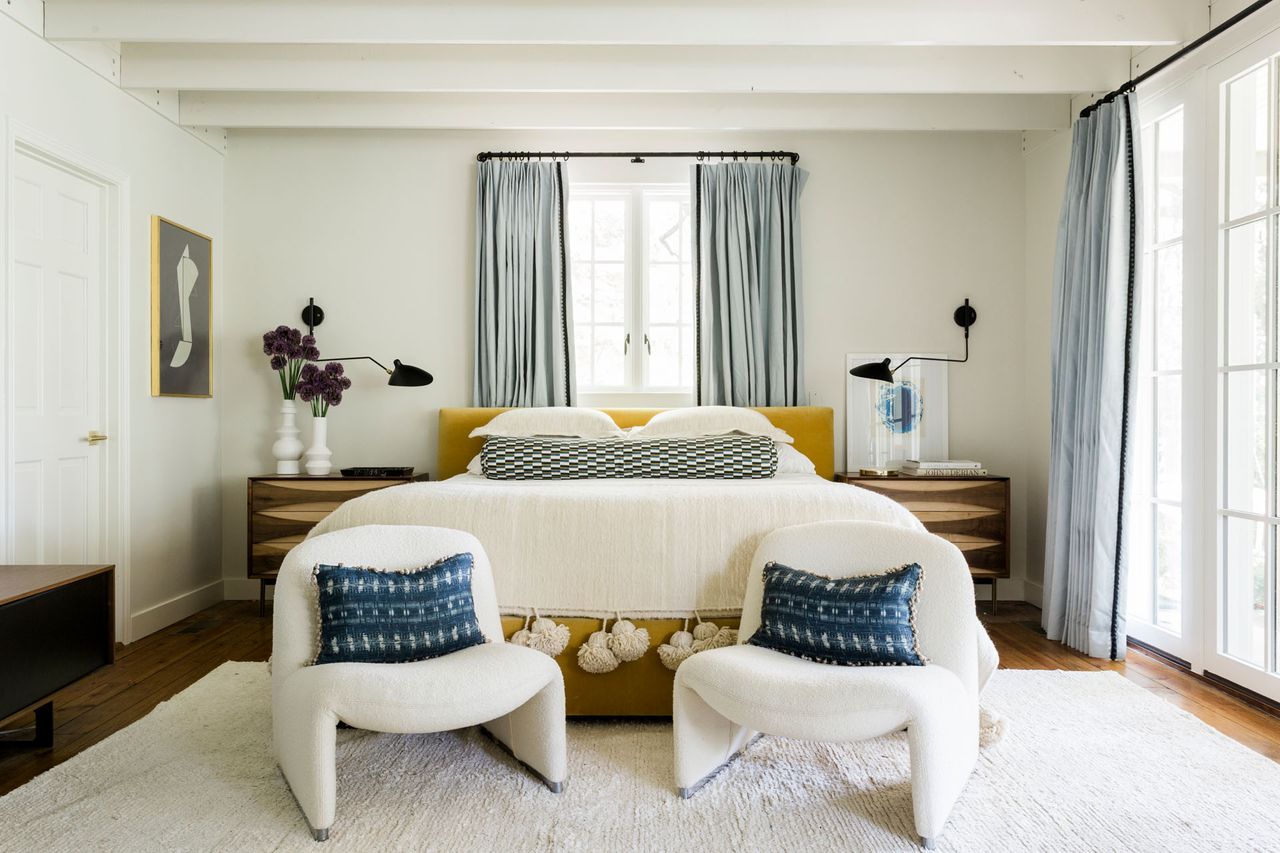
left=275, top=697, right=339, bottom=840
left=905, top=705, right=978, bottom=843
left=672, top=679, right=757, bottom=797
left=481, top=673, right=567, bottom=792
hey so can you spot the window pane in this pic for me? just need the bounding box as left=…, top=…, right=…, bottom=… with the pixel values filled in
left=574, top=326, right=593, bottom=386
left=1142, top=123, right=1156, bottom=249
left=648, top=200, right=687, bottom=262
left=594, top=263, right=625, bottom=323
left=1226, top=64, right=1270, bottom=221
left=571, top=263, right=592, bottom=322
left=569, top=200, right=593, bottom=259
left=1156, top=376, right=1182, bottom=501
left=648, top=265, right=681, bottom=323
left=1156, top=110, right=1184, bottom=243
left=1224, top=369, right=1268, bottom=514
left=593, top=325, right=625, bottom=386
left=682, top=326, right=695, bottom=387
left=1223, top=516, right=1268, bottom=666
left=1224, top=220, right=1268, bottom=366
left=1155, top=505, right=1182, bottom=632
left=648, top=327, right=681, bottom=387
left=1155, top=245, right=1182, bottom=370
left=593, top=200, right=625, bottom=261
left=1128, top=500, right=1154, bottom=624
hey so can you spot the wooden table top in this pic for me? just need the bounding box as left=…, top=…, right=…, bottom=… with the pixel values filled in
left=0, top=565, right=114, bottom=607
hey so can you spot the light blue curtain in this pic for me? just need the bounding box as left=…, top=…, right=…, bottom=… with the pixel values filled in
left=473, top=160, right=575, bottom=406
left=1043, top=93, right=1143, bottom=660
left=694, top=162, right=808, bottom=406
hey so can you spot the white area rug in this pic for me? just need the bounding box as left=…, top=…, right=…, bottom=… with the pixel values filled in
left=2, top=663, right=1279, bottom=852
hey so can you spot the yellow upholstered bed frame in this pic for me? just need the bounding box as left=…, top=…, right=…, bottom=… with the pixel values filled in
left=436, top=406, right=834, bottom=716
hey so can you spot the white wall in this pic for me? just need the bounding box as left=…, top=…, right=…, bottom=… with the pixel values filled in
left=1020, top=129, right=1073, bottom=607
left=0, top=14, right=225, bottom=639
left=222, top=128, right=1032, bottom=600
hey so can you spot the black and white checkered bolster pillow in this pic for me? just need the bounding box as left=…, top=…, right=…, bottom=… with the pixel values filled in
left=480, top=435, right=779, bottom=480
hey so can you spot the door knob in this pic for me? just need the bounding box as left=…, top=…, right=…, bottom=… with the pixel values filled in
left=86, top=431, right=108, bottom=444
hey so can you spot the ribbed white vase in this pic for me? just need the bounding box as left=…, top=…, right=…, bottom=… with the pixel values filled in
left=304, top=415, right=332, bottom=476
left=272, top=398, right=304, bottom=475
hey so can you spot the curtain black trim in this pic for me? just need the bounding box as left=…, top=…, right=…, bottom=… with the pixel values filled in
left=1110, top=95, right=1138, bottom=661
left=694, top=163, right=703, bottom=406
left=555, top=161, right=570, bottom=406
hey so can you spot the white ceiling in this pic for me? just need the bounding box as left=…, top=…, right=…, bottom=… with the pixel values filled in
left=15, top=1, right=1243, bottom=133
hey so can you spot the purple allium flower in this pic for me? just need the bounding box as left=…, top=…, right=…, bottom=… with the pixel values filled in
left=297, top=360, right=352, bottom=416
left=270, top=355, right=287, bottom=371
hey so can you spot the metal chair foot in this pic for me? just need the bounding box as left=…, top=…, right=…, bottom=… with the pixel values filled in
left=311, top=827, right=329, bottom=842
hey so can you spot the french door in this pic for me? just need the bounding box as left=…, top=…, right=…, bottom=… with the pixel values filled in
left=1130, top=27, right=1280, bottom=703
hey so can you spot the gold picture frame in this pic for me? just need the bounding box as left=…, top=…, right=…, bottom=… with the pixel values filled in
left=151, top=216, right=212, bottom=397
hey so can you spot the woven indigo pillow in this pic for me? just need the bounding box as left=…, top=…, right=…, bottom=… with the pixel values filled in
left=311, top=552, right=486, bottom=665
left=747, top=561, right=927, bottom=666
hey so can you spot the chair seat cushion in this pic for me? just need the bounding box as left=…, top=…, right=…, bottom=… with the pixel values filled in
left=286, top=641, right=561, bottom=733
left=312, top=553, right=486, bottom=665
left=747, top=561, right=926, bottom=666
left=678, top=644, right=964, bottom=739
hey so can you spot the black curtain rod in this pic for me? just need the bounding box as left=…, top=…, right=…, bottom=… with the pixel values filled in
left=1081, top=0, right=1275, bottom=117
left=476, top=150, right=800, bottom=164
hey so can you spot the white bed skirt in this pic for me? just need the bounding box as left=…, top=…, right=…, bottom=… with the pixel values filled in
left=308, top=474, right=925, bottom=616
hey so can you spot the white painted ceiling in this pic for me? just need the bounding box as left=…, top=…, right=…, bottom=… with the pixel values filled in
left=20, top=0, right=1244, bottom=132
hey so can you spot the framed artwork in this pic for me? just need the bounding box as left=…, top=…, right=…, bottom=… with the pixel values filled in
left=845, top=353, right=949, bottom=470
left=151, top=216, right=212, bottom=397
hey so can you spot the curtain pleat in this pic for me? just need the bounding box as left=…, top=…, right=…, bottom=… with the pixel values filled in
left=1043, top=93, right=1143, bottom=659
left=473, top=160, right=575, bottom=407
left=694, top=162, right=808, bottom=406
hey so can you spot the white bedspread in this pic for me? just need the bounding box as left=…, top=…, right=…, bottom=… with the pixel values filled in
left=308, top=474, right=924, bottom=616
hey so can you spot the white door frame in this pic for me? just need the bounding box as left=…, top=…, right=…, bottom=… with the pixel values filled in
left=2, top=118, right=133, bottom=644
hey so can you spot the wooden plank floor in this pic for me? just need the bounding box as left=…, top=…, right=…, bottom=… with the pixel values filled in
left=0, top=599, right=1277, bottom=797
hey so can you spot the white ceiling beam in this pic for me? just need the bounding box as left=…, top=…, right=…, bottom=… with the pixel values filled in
left=46, top=0, right=1198, bottom=46
left=178, top=91, right=1070, bottom=131
left=121, top=43, right=1130, bottom=95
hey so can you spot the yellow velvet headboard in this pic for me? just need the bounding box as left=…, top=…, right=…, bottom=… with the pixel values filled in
left=437, top=407, right=835, bottom=481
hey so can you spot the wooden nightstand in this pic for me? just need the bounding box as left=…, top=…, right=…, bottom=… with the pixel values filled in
left=247, top=474, right=425, bottom=614
left=836, top=473, right=1011, bottom=612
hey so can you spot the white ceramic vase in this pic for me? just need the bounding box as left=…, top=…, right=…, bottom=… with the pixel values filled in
left=272, top=398, right=304, bottom=474
left=305, top=415, right=333, bottom=476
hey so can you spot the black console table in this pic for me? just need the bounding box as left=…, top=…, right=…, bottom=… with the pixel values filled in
left=0, top=565, right=114, bottom=748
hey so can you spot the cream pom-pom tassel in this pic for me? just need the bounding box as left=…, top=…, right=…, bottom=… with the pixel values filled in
left=522, top=614, right=570, bottom=657
left=608, top=614, right=650, bottom=663
left=577, top=618, right=620, bottom=673
left=508, top=613, right=533, bottom=646
left=509, top=611, right=570, bottom=658
left=657, top=619, right=695, bottom=671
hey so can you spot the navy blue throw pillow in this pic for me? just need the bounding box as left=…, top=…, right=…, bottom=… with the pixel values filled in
left=747, top=561, right=927, bottom=666
left=311, top=553, right=487, bottom=665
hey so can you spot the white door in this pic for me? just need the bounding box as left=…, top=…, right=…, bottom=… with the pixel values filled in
left=9, top=151, right=105, bottom=565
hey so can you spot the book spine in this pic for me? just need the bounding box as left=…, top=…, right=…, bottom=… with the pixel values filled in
left=900, top=469, right=988, bottom=477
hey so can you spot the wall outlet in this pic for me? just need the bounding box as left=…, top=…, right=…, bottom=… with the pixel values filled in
left=808, top=391, right=821, bottom=405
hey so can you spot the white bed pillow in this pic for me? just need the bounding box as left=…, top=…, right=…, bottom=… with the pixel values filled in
left=468, top=407, right=624, bottom=439
left=631, top=406, right=794, bottom=444
left=775, top=443, right=817, bottom=475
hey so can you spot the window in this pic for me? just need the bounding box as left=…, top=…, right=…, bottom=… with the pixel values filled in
left=1218, top=57, right=1277, bottom=672
left=569, top=184, right=695, bottom=400
left=1130, top=105, right=1186, bottom=636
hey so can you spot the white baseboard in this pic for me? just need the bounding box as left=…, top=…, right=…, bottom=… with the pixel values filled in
left=1023, top=580, right=1044, bottom=608
left=130, top=579, right=225, bottom=641
left=223, top=577, right=272, bottom=601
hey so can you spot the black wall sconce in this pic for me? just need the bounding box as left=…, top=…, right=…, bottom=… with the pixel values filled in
left=849, top=298, right=977, bottom=383
left=302, top=298, right=434, bottom=387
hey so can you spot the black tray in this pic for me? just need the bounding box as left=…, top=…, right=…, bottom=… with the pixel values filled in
left=340, top=466, right=414, bottom=478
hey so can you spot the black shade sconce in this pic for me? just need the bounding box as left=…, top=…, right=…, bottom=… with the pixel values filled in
left=849, top=299, right=977, bottom=383
left=301, top=297, right=434, bottom=387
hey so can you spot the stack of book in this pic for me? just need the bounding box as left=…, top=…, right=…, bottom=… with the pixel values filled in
left=900, top=460, right=987, bottom=477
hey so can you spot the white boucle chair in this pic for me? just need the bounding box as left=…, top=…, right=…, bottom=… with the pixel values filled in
left=272, top=525, right=567, bottom=841
left=673, top=520, right=998, bottom=849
